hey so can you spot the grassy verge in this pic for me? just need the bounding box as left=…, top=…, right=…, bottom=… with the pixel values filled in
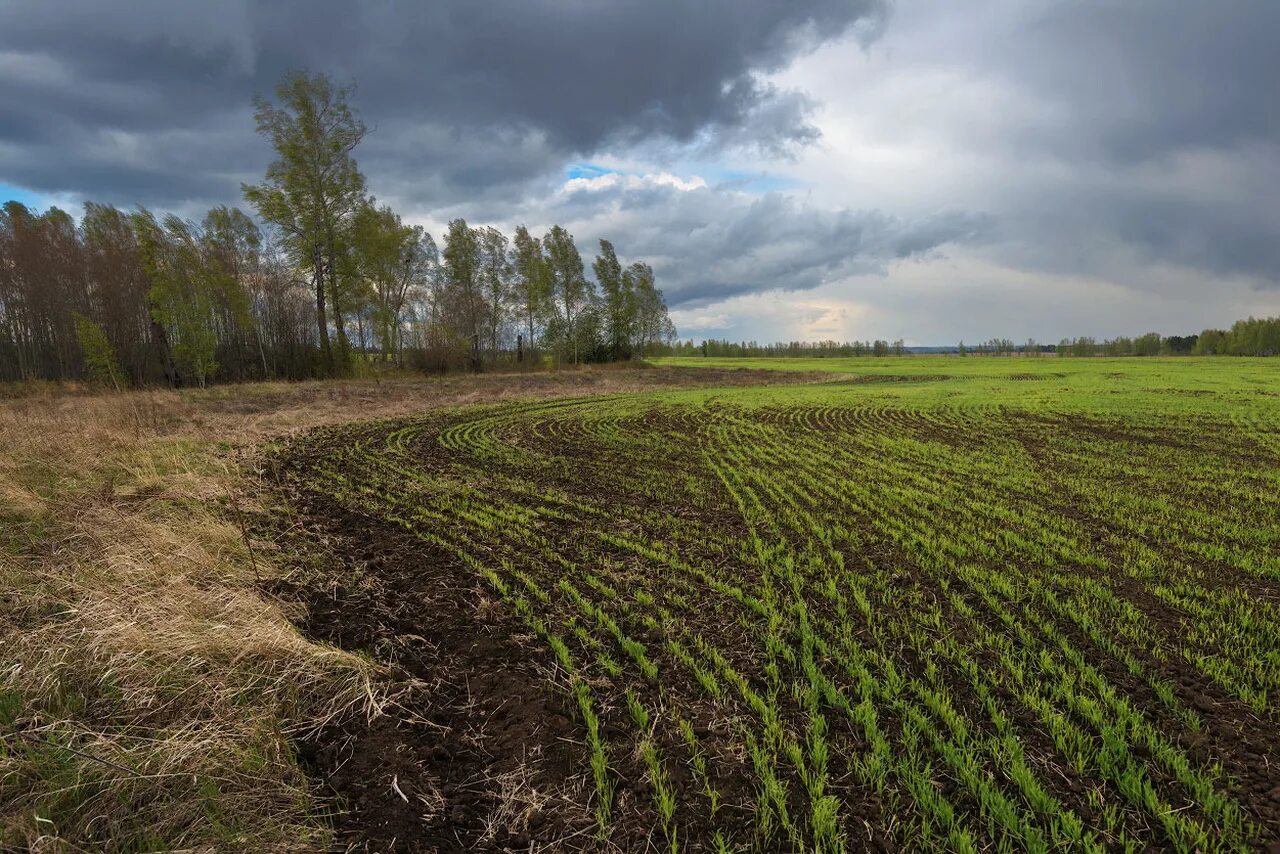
left=0, top=383, right=385, bottom=850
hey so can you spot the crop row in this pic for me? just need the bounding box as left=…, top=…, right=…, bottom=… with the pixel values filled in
left=278, top=381, right=1280, bottom=851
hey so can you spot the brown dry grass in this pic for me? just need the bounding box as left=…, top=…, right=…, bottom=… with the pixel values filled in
left=0, top=384, right=384, bottom=852
left=0, top=365, right=814, bottom=852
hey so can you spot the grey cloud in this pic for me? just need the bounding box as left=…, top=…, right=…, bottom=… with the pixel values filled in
left=1004, top=1, right=1280, bottom=166
left=897, top=0, right=1280, bottom=289
left=1028, top=2, right=1279, bottom=284
left=0, top=0, right=886, bottom=209
left=3, top=0, right=1274, bottom=340
left=359, top=120, right=565, bottom=221
left=984, top=143, right=1280, bottom=287
left=535, top=182, right=992, bottom=307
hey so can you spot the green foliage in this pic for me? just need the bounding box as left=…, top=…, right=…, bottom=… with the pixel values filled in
left=1197, top=316, right=1280, bottom=356
left=440, top=218, right=485, bottom=367
left=543, top=224, right=591, bottom=363
left=511, top=224, right=552, bottom=356
left=132, top=210, right=221, bottom=387
left=626, top=261, right=674, bottom=357
left=594, top=239, right=632, bottom=360
left=348, top=200, right=430, bottom=361
left=201, top=205, right=261, bottom=332
left=72, top=312, right=126, bottom=390
left=242, top=70, right=368, bottom=374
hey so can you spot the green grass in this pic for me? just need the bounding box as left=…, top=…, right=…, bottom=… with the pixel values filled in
left=279, top=356, right=1280, bottom=850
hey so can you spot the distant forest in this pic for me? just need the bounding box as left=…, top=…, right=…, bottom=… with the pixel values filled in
left=674, top=318, right=1280, bottom=359
left=0, top=72, right=676, bottom=387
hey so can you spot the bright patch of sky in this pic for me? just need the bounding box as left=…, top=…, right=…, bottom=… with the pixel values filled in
left=706, top=170, right=804, bottom=193
left=0, top=182, right=47, bottom=210
left=566, top=163, right=801, bottom=194
left=565, top=164, right=614, bottom=181
left=562, top=166, right=707, bottom=194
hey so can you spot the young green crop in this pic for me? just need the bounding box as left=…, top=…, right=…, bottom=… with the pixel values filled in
left=277, top=356, right=1280, bottom=851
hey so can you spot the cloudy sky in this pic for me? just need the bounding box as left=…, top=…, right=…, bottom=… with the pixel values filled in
left=2, top=0, right=1276, bottom=344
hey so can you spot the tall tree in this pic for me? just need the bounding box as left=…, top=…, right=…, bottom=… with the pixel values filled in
left=349, top=201, right=433, bottom=363
left=510, top=225, right=550, bottom=363
left=594, top=239, right=634, bottom=360
left=248, top=232, right=320, bottom=379
left=543, top=225, right=589, bottom=364
left=243, top=71, right=367, bottom=375
left=478, top=227, right=511, bottom=362
left=0, top=203, right=87, bottom=381
left=626, top=262, right=672, bottom=357
left=441, top=219, right=484, bottom=370
left=401, top=231, right=439, bottom=362
left=132, top=211, right=220, bottom=388
left=81, top=202, right=152, bottom=384
left=202, top=206, right=263, bottom=379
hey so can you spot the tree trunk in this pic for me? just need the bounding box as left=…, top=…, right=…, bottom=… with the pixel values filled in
left=327, top=260, right=348, bottom=373
left=255, top=321, right=270, bottom=378
left=331, top=292, right=347, bottom=369
left=565, top=295, right=577, bottom=365
left=313, top=251, right=333, bottom=375
left=151, top=317, right=182, bottom=388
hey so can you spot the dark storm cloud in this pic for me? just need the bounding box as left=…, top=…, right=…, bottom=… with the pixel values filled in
left=4, top=0, right=1272, bottom=328
left=1003, top=1, right=1280, bottom=166
left=971, top=1, right=1280, bottom=287
left=993, top=172, right=1280, bottom=290
left=0, top=0, right=886, bottom=208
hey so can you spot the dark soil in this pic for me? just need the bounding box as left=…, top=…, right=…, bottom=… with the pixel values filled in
left=270, top=497, right=603, bottom=853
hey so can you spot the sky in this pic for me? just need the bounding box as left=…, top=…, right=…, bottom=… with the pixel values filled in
left=1, top=0, right=1277, bottom=345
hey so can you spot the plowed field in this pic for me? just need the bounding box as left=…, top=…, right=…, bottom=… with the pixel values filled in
left=273, top=358, right=1280, bottom=852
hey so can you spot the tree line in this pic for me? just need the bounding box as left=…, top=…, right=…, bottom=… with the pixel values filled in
left=1052, top=318, right=1280, bottom=357
left=0, top=72, right=675, bottom=387
left=661, top=318, right=1280, bottom=360
left=665, top=339, right=911, bottom=358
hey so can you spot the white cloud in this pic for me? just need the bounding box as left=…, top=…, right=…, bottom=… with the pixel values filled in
left=561, top=171, right=708, bottom=195
left=670, top=288, right=875, bottom=341
left=670, top=309, right=733, bottom=332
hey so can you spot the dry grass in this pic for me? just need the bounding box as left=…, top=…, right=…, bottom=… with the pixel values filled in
left=0, top=365, right=808, bottom=852
left=0, top=385, right=383, bottom=851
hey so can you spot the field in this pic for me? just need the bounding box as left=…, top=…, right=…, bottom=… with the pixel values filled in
left=270, top=356, right=1280, bottom=851
left=0, top=366, right=813, bottom=851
